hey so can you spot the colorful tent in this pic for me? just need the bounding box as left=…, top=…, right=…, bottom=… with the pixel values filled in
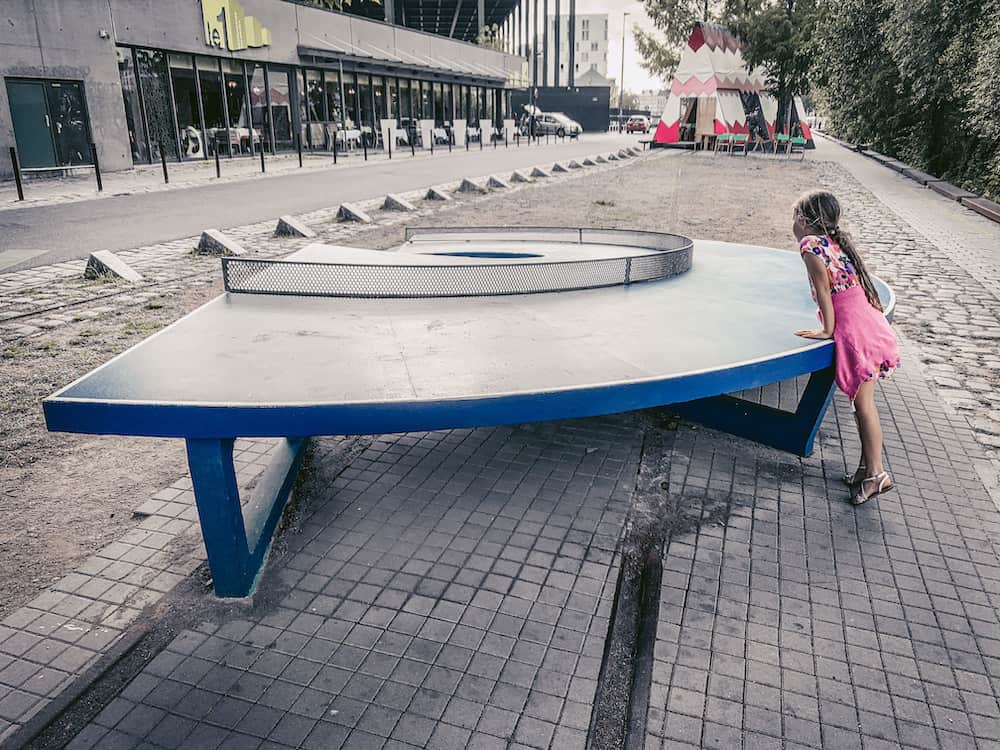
left=653, top=23, right=813, bottom=148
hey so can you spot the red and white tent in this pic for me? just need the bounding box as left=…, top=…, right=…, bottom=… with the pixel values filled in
left=653, top=22, right=813, bottom=147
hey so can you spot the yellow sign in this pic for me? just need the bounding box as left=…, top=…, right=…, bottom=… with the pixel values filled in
left=202, top=0, right=271, bottom=51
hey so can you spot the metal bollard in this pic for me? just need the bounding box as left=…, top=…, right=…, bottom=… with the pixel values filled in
left=466, top=133, right=469, bottom=151
left=387, top=131, right=392, bottom=160
left=90, top=143, right=103, bottom=192
left=448, top=132, right=452, bottom=153
left=363, top=133, right=368, bottom=161
left=430, top=134, right=434, bottom=155
left=479, top=132, right=483, bottom=151
left=159, top=142, right=169, bottom=184
left=333, top=134, right=337, bottom=165
left=215, top=147, right=221, bottom=178
left=9, top=147, right=24, bottom=201
left=505, top=132, right=508, bottom=148
left=260, top=144, right=266, bottom=173
left=411, top=134, right=415, bottom=157
left=296, top=132, right=303, bottom=167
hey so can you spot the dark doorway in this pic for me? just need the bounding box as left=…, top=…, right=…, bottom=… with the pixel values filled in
left=6, top=78, right=93, bottom=168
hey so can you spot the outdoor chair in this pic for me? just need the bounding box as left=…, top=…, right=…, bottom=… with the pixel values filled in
left=730, top=134, right=749, bottom=156
left=714, top=133, right=732, bottom=154
left=788, top=136, right=807, bottom=160
left=773, top=133, right=790, bottom=155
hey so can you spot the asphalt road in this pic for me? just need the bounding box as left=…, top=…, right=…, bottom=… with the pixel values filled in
left=0, top=134, right=640, bottom=273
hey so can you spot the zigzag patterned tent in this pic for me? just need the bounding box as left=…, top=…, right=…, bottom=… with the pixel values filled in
left=653, top=22, right=813, bottom=148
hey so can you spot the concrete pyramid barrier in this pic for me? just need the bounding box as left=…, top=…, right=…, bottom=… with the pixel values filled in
left=425, top=186, right=452, bottom=201
left=84, top=251, right=143, bottom=282
left=607, top=153, right=619, bottom=161
left=458, top=178, right=487, bottom=193
left=337, top=203, right=373, bottom=223
left=618, top=149, right=631, bottom=158
left=567, top=160, right=584, bottom=169
left=196, top=229, right=245, bottom=256
left=510, top=170, right=534, bottom=183
left=582, top=157, right=597, bottom=166
left=382, top=194, right=417, bottom=211
left=487, top=175, right=511, bottom=189
left=530, top=166, right=550, bottom=178
left=552, top=162, right=570, bottom=173
left=274, top=215, right=315, bottom=238
left=595, top=155, right=608, bottom=164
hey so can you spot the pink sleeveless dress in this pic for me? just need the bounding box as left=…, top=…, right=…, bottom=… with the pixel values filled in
left=800, top=235, right=900, bottom=400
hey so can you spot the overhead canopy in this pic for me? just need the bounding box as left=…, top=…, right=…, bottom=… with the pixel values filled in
left=398, top=0, right=518, bottom=42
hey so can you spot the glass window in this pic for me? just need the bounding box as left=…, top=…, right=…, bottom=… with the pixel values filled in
left=169, top=54, right=203, bottom=160
left=306, top=69, right=324, bottom=121
left=399, top=78, right=411, bottom=121
left=197, top=56, right=227, bottom=156
left=444, top=83, right=454, bottom=125
left=267, top=65, right=293, bottom=151
left=357, top=74, right=374, bottom=136
left=135, top=49, right=176, bottom=161
left=388, top=77, right=399, bottom=123
left=117, top=47, right=149, bottom=163
left=222, top=59, right=252, bottom=155
left=410, top=80, right=421, bottom=123
left=372, top=76, right=387, bottom=123
left=421, top=81, right=434, bottom=120
left=249, top=62, right=270, bottom=151
left=433, top=82, right=444, bottom=126
left=325, top=69, right=343, bottom=127
left=343, top=72, right=358, bottom=130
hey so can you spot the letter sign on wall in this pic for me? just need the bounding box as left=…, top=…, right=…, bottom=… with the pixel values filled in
left=202, top=0, right=272, bottom=51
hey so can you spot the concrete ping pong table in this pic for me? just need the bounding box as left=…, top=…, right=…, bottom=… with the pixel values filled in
left=44, top=227, right=895, bottom=597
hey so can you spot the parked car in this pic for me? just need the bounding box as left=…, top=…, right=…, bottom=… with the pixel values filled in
left=528, top=112, right=583, bottom=137
left=626, top=115, right=650, bottom=133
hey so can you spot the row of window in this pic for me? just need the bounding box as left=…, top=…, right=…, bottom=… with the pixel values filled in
left=116, top=46, right=513, bottom=164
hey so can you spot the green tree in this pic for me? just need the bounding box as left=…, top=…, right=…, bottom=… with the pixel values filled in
left=731, top=0, right=817, bottom=134
left=633, top=0, right=717, bottom=80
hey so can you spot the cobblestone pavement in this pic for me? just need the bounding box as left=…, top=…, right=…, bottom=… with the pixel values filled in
left=65, top=419, right=640, bottom=750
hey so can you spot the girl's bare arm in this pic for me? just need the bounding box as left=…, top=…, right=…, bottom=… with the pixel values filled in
left=796, top=253, right=835, bottom=339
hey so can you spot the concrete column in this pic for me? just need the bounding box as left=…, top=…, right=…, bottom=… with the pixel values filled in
left=553, top=0, right=560, bottom=87
left=478, top=0, right=485, bottom=36
left=567, top=0, right=575, bottom=86
left=524, top=0, right=530, bottom=60
left=532, top=0, right=539, bottom=86
left=384, top=0, right=396, bottom=24
left=542, top=0, right=549, bottom=85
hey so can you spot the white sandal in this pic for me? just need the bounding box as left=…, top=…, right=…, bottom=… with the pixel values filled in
left=842, top=463, right=866, bottom=487
left=852, top=471, right=893, bottom=505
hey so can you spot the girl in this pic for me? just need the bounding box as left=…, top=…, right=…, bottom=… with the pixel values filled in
left=792, top=190, right=900, bottom=505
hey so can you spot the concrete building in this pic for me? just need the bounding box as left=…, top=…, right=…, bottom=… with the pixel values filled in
left=1, top=0, right=528, bottom=177
left=635, top=89, right=668, bottom=116
left=543, top=13, right=608, bottom=88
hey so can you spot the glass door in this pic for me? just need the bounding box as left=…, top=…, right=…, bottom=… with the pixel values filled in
left=6, top=79, right=93, bottom=168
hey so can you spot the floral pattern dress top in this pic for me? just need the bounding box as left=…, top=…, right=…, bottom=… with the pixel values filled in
left=798, top=234, right=900, bottom=400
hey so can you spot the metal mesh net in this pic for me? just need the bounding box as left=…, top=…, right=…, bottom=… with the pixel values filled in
left=223, top=229, right=693, bottom=299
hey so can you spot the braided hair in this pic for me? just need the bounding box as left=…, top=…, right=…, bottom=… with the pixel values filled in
left=793, top=190, right=883, bottom=311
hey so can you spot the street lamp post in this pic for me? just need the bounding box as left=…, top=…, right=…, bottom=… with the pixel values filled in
left=618, top=12, right=629, bottom=129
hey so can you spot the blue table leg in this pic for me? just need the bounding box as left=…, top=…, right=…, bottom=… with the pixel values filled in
left=186, top=437, right=307, bottom=597
left=671, top=367, right=836, bottom=456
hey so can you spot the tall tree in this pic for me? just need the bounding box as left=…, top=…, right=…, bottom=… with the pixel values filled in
left=633, top=0, right=716, bottom=80
left=731, top=0, right=817, bottom=134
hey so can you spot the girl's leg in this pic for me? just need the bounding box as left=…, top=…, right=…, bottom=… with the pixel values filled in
left=853, top=380, right=893, bottom=501
left=848, top=410, right=866, bottom=484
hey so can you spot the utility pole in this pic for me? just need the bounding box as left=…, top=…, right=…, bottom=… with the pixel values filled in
left=618, top=11, right=629, bottom=124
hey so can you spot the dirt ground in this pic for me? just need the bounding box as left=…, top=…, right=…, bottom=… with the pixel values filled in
left=0, top=152, right=827, bottom=617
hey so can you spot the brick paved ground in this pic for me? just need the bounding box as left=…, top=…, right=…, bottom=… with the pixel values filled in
left=4, top=141, right=1000, bottom=749
left=67, top=419, right=641, bottom=750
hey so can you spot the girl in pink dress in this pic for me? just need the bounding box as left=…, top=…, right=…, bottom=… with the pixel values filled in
left=792, top=190, right=900, bottom=505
